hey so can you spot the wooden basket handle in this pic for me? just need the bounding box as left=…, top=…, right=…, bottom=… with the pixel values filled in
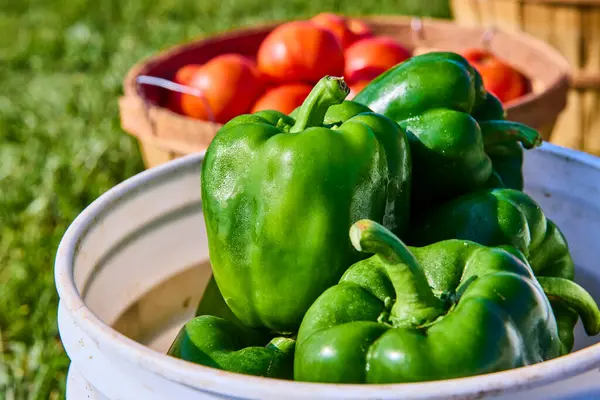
left=410, top=15, right=496, bottom=52
left=134, top=75, right=216, bottom=134
left=410, top=17, right=425, bottom=44
left=471, top=0, right=499, bottom=50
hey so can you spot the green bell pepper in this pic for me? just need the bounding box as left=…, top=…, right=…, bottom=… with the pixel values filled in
left=472, top=91, right=505, bottom=121
left=201, top=76, right=410, bottom=334
left=410, top=188, right=580, bottom=349
left=474, top=93, right=529, bottom=190
left=289, top=99, right=412, bottom=236
left=295, top=220, right=600, bottom=383
left=195, top=276, right=242, bottom=326
left=410, top=188, right=573, bottom=279
left=168, top=315, right=295, bottom=379
left=354, top=52, right=541, bottom=208
left=182, top=276, right=298, bottom=378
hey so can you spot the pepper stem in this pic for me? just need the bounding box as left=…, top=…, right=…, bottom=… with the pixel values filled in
left=350, top=219, right=445, bottom=328
left=289, top=76, right=349, bottom=133
left=479, top=120, right=542, bottom=150
left=537, top=276, right=600, bottom=336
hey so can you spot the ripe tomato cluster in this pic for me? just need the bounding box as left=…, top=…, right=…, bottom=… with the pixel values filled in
left=166, top=13, right=411, bottom=122
left=462, top=48, right=528, bottom=103
left=164, top=13, right=529, bottom=123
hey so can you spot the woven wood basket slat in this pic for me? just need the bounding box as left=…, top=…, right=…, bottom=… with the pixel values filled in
left=119, top=16, right=570, bottom=169
left=451, top=0, right=600, bottom=155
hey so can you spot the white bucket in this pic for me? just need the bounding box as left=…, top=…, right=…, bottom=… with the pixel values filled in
left=55, top=143, right=600, bottom=400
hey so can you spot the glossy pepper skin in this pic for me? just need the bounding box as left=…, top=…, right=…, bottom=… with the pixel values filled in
left=295, top=220, right=562, bottom=383
left=472, top=89, right=505, bottom=122
left=473, top=93, right=528, bottom=190
left=168, top=315, right=295, bottom=379
left=195, top=276, right=243, bottom=326
left=295, top=220, right=600, bottom=383
left=354, top=52, right=541, bottom=208
left=410, top=188, right=574, bottom=279
left=410, top=188, right=580, bottom=349
left=201, top=76, right=410, bottom=333
left=290, top=98, right=412, bottom=236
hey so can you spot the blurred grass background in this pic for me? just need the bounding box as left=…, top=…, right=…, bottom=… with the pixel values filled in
left=0, top=0, right=450, bottom=398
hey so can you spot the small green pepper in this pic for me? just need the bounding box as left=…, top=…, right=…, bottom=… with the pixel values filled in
left=168, top=315, right=295, bottom=379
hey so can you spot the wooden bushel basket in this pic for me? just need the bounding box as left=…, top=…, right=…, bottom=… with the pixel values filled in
left=451, top=0, right=600, bottom=155
left=119, top=16, right=571, bottom=169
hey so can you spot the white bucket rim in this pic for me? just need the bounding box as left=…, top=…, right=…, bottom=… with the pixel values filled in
left=55, top=143, right=600, bottom=399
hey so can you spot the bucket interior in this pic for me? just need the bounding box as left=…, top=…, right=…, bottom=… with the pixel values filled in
left=70, top=160, right=211, bottom=353
left=111, top=261, right=211, bottom=352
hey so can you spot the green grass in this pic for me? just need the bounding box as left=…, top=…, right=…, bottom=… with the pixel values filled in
left=0, top=0, right=450, bottom=398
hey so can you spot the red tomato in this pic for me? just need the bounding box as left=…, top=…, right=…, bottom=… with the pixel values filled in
left=174, top=64, right=202, bottom=85
left=310, top=13, right=373, bottom=49
left=461, top=48, right=528, bottom=103
left=344, top=36, right=411, bottom=84
left=251, top=83, right=313, bottom=114
left=257, top=21, right=344, bottom=84
left=166, top=64, right=202, bottom=114
left=347, top=18, right=372, bottom=42
left=177, top=54, right=265, bottom=123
